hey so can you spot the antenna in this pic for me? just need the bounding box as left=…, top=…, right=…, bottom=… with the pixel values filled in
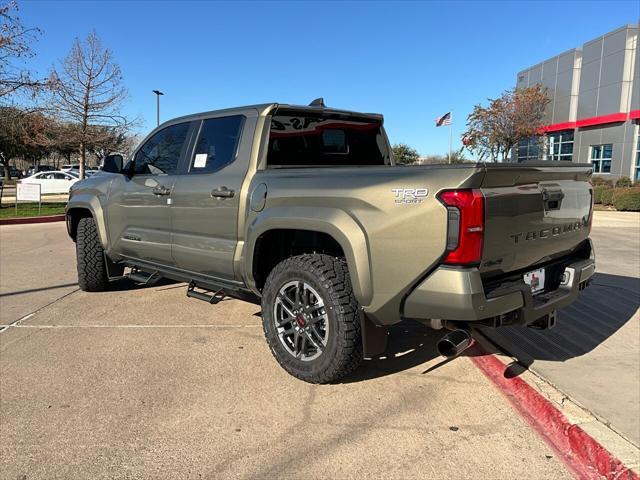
left=309, top=97, right=326, bottom=107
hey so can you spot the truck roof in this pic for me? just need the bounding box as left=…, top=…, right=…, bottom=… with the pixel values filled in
left=163, top=103, right=383, bottom=126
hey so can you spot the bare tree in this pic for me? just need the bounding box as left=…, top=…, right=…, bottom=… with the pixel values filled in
left=0, top=0, right=49, bottom=114
left=463, top=85, right=550, bottom=162
left=50, top=30, right=129, bottom=178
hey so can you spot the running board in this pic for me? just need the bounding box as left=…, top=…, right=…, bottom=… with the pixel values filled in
left=186, top=281, right=226, bottom=304
left=128, top=268, right=161, bottom=285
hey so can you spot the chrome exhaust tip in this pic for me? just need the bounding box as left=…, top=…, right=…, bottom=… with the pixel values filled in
left=437, top=329, right=473, bottom=358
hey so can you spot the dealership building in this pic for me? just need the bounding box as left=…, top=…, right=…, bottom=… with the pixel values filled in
left=515, top=25, right=640, bottom=181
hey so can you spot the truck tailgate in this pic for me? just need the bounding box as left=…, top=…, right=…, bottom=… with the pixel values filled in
left=479, top=164, right=592, bottom=277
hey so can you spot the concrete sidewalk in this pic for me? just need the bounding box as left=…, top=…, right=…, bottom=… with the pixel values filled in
left=483, top=211, right=640, bottom=446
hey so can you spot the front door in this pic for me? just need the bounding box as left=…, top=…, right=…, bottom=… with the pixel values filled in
left=106, top=121, right=194, bottom=266
left=170, top=113, right=254, bottom=280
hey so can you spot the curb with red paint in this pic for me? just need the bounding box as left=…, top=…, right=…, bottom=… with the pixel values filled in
left=469, top=345, right=638, bottom=480
left=0, top=214, right=65, bottom=226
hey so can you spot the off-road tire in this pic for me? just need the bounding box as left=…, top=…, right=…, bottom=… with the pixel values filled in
left=262, top=254, right=363, bottom=383
left=76, top=217, right=109, bottom=292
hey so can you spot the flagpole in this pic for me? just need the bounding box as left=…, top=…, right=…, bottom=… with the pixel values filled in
left=448, top=111, right=453, bottom=164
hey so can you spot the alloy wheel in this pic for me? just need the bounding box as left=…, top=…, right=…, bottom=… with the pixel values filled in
left=273, top=280, right=329, bottom=361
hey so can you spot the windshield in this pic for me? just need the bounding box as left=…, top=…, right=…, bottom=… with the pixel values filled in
left=267, top=110, right=390, bottom=168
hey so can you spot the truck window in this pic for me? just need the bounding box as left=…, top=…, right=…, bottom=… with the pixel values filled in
left=133, top=122, right=190, bottom=175
left=189, top=115, right=244, bottom=173
left=267, top=112, right=389, bottom=167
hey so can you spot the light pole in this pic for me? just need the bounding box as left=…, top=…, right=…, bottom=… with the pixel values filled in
left=152, top=90, right=164, bottom=127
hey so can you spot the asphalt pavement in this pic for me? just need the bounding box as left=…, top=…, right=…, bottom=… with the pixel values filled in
left=0, top=223, right=571, bottom=479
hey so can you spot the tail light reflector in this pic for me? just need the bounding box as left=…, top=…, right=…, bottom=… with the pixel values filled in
left=437, top=189, right=484, bottom=265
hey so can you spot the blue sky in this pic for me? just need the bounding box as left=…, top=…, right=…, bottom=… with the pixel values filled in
left=19, top=0, right=640, bottom=156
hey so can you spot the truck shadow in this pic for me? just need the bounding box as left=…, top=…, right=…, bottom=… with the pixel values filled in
left=343, top=272, right=639, bottom=382
left=341, top=320, right=444, bottom=383
left=478, top=272, right=639, bottom=370
left=108, top=277, right=179, bottom=291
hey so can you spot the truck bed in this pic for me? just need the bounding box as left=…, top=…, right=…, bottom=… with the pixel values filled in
left=248, top=161, right=593, bottom=324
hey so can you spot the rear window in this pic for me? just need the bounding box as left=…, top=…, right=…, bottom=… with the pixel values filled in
left=190, top=115, right=244, bottom=173
left=267, top=111, right=389, bottom=167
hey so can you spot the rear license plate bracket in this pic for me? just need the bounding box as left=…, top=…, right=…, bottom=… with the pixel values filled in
left=524, top=268, right=545, bottom=295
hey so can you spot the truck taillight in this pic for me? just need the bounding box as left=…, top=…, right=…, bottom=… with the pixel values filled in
left=437, top=189, right=484, bottom=265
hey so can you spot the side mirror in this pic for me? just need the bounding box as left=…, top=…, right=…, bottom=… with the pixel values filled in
left=102, top=154, right=124, bottom=173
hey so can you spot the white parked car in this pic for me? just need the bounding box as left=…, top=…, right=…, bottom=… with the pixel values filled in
left=19, top=170, right=79, bottom=194
left=62, top=166, right=99, bottom=177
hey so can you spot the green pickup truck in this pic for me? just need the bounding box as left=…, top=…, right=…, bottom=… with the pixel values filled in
left=66, top=100, right=595, bottom=383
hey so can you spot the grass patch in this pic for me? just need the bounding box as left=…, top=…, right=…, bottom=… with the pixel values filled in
left=0, top=202, right=67, bottom=219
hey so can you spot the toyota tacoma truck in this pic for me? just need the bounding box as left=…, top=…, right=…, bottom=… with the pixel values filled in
left=66, top=100, right=595, bottom=383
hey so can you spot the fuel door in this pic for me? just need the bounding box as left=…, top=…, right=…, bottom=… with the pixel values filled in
left=250, top=183, right=267, bottom=212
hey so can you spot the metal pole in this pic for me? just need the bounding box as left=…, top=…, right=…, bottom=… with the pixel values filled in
left=448, top=114, right=453, bottom=164
left=152, top=90, right=164, bottom=127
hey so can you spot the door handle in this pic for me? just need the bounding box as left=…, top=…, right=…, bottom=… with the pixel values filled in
left=152, top=185, right=171, bottom=196
left=210, top=186, right=235, bottom=198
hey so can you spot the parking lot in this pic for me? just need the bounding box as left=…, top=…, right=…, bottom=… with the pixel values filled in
left=1, top=213, right=638, bottom=479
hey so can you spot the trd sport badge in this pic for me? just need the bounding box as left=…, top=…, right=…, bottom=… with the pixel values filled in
left=392, top=188, right=429, bottom=204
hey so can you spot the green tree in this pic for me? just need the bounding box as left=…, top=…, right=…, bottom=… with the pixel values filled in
left=0, top=106, right=53, bottom=179
left=392, top=143, right=420, bottom=165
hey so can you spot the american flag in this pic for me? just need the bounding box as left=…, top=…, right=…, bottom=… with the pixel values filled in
left=435, top=112, right=452, bottom=127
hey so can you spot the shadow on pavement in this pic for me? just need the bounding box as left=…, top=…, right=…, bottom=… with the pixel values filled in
left=480, top=272, right=639, bottom=368
left=0, top=277, right=184, bottom=299
left=0, top=282, right=78, bottom=297
left=107, top=277, right=179, bottom=291
left=341, top=320, right=442, bottom=383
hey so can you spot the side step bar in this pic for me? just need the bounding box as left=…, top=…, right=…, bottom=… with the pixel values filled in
left=128, top=268, right=161, bottom=285
left=186, top=281, right=226, bottom=304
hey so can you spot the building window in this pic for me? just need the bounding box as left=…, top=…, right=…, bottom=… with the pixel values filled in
left=517, top=137, right=540, bottom=162
left=547, top=130, right=573, bottom=161
left=517, top=130, right=574, bottom=162
left=590, top=144, right=612, bottom=173
left=635, top=136, right=640, bottom=183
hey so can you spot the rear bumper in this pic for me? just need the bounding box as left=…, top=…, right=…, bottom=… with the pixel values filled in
left=403, top=247, right=595, bottom=325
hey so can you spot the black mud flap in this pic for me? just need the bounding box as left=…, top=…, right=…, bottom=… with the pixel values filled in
left=104, top=253, right=125, bottom=279
left=361, top=314, right=388, bottom=358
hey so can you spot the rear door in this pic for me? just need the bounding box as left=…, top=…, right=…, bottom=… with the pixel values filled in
left=54, top=172, right=76, bottom=193
left=480, top=164, right=593, bottom=276
left=170, top=112, right=255, bottom=280
left=37, top=172, right=66, bottom=194
left=106, top=121, right=195, bottom=266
